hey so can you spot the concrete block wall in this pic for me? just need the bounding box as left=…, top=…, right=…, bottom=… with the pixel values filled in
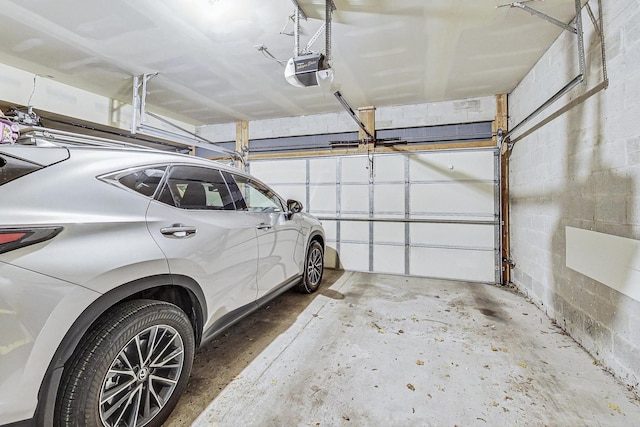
left=198, top=96, right=496, bottom=142
left=509, top=0, right=640, bottom=391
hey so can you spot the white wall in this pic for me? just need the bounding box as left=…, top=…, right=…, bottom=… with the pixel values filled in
left=509, top=0, right=640, bottom=391
left=0, top=62, right=196, bottom=136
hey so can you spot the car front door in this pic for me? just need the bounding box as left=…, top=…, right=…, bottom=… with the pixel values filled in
left=146, top=165, right=259, bottom=328
left=223, top=172, right=305, bottom=300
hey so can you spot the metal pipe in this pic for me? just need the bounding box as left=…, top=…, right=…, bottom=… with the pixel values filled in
left=294, top=5, right=300, bottom=56
left=141, top=75, right=148, bottom=125
left=325, top=0, right=332, bottom=62
left=509, top=79, right=608, bottom=146
left=575, top=0, right=586, bottom=82
left=333, top=91, right=375, bottom=140
left=144, top=111, right=236, bottom=154
left=597, top=0, right=608, bottom=84
left=131, top=75, right=139, bottom=134
left=504, top=74, right=583, bottom=141
left=138, top=123, right=239, bottom=158
left=586, top=3, right=600, bottom=36
left=289, top=0, right=307, bottom=20
left=510, top=2, right=577, bottom=33
left=505, top=0, right=588, bottom=142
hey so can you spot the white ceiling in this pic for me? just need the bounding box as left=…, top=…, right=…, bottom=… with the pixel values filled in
left=0, top=0, right=581, bottom=126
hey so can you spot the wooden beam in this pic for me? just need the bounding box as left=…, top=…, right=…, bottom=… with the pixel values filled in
left=235, top=120, right=249, bottom=169
left=358, top=106, right=375, bottom=152
left=494, top=94, right=511, bottom=285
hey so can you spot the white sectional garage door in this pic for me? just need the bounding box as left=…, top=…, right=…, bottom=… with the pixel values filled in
left=250, top=147, right=499, bottom=284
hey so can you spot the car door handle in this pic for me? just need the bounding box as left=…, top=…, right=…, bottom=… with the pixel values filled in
left=160, top=224, right=197, bottom=238
left=256, top=223, right=272, bottom=231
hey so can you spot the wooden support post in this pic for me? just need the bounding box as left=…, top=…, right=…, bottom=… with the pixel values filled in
left=494, top=94, right=510, bottom=285
left=358, top=106, right=375, bottom=152
left=236, top=120, right=249, bottom=169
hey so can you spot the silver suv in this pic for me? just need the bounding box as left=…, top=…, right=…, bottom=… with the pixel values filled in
left=0, top=130, right=325, bottom=426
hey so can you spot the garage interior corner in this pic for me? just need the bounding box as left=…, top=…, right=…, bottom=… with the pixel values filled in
left=165, top=270, right=640, bottom=426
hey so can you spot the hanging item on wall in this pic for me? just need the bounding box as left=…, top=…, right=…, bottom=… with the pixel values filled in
left=0, top=112, right=20, bottom=144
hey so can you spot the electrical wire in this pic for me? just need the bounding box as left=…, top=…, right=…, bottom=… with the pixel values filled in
left=257, top=46, right=288, bottom=67
left=280, top=13, right=295, bottom=36
left=27, top=74, right=37, bottom=106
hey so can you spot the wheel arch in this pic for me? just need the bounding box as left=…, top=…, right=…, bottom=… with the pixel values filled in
left=34, top=274, right=207, bottom=426
left=308, top=229, right=325, bottom=250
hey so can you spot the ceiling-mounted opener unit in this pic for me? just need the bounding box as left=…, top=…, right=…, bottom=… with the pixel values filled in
left=284, top=0, right=336, bottom=88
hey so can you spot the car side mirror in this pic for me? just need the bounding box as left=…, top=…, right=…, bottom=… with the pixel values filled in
left=287, top=199, right=303, bottom=218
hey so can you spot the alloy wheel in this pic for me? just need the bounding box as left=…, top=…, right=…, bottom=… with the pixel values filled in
left=99, top=324, right=185, bottom=427
left=307, top=246, right=323, bottom=286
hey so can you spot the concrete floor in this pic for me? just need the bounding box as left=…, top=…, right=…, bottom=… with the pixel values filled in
left=168, top=270, right=640, bottom=426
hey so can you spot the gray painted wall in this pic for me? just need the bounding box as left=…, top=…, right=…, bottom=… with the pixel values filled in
left=509, top=0, right=640, bottom=392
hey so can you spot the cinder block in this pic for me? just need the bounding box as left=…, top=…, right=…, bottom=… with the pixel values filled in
left=594, top=196, right=626, bottom=224
left=613, top=335, right=640, bottom=381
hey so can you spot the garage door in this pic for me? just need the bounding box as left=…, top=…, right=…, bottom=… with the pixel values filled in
left=250, top=147, right=499, bottom=284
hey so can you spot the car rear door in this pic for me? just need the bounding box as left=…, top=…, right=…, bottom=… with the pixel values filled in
left=223, top=172, right=305, bottom=300
left=146, top=165, right=259, bottom=327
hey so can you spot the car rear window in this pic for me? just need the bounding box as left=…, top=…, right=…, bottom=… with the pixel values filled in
left=0, top=154, right=42, bottom=186
left=118, top=166, right=168, bottom=197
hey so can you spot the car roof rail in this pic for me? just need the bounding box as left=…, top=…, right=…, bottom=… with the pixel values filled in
left=18, top=126, right=159, bottom=150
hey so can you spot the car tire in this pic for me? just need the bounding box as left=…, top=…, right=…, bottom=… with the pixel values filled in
left=56, top=299, right=195, bottom=427
left=298, top=240, right=324, bottom=294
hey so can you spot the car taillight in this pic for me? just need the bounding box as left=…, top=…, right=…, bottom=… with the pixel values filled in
left=0, top=227, right=63, bottom=254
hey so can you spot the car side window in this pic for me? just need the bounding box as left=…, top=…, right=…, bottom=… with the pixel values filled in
left=225, top=173, right=283, bottom=213
left=157, top=166, right=235, bottom=210
left=118, top=166, right=167, bottom=197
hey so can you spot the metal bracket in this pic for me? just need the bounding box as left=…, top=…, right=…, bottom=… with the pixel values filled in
left=292, top=0, right=336, bottom=60
left=502, top=257, right=516, bottom=267
left=505, top=2, right=577, bottom=33
left=305, top=22, right=326, bottom=54
left=504, top=0, right=585, bottom=81
left=333, top=91, right=375, bottom=140
left=503, top=0, right=588, bottom=143
left=130, top=74, right=242, bottom=160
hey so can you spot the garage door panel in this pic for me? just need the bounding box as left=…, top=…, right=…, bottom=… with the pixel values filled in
left=411, top=223, right=494, bottom=248
left=341, top=184, right=369, bottom=213
left=309, top=185, right=336, bottom=214
left=250, top=147, right=498, bottom=284
left=409, top=151, right=494, bottom=182
left=409, top=247, right=495, bottom=282
left=374, top=155, right=405, bottom=183
left=251, top=159, right=306, bottom=183
left=374, top=184, right=405, bottom=215
left=340, top=243, right=369, bottom=271
left=374, top=222, right=405, bottom=244
left=269, top=184, right=305, bottom=205
left=320, top=220, right=337, bottom=241
left=374, top=245, right=405, bottom=275
left=310, top=158, right=337, bottom=184
left=341, top=157, right=370, bottom=183
left=410, top=182, right=494, bottom=216
left=341, top=221, right=369, bottom=242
